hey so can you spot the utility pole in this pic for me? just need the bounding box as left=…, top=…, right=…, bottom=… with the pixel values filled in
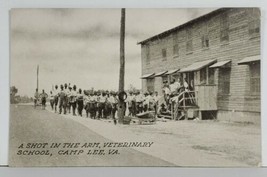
left=118, top=8, right=126, bottom=124
left=37, top=65, right=39, bottom=90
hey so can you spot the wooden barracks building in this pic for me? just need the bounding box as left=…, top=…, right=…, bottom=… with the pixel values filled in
left=138, top=8, right=261, bottom=123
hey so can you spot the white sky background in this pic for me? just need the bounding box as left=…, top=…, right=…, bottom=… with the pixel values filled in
left=10, top=8, right=215, bottom=97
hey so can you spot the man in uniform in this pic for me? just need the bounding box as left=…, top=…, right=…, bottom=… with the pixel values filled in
left=33, top=88, right=39, bottom=108
left=76, top=88, right=84, bottom=117
left=40, top=89, right=48, bottom=110
left=98, top=91, right=107, bottom=119
left=104, top=90, right=112, bottom=118
left=59, top=84, right=66, bottom=114
left=63, top=83, right=69, bottom=114
left=109, top=91, right=118, bottom=124
left=70, top=85, right=77, bottom=116
left=135, top=91, right=144, bottom=114
left=49, top=90, right=55, bottom=110
left=127, top=91, right=135, bottom=116
left=66, top=86, right=72, bottom=114
left=88, top=91, right=97, bottom=119
left=53, top=85, right=59, bottom=113
left=143, top=92, right=149, bottom=112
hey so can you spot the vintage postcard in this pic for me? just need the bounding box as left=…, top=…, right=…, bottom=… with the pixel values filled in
left=9, top=8, right=261, bottom=167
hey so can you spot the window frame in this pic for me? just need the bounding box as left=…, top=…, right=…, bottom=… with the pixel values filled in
left=162, top=48, right=167, bottom=61
left=145, top=45, right=150, bottom=65
left=249, top=62, right=260, bottom=95
left=218, top=68, right=231, bottom=95
left=220, top=13, right=229, bottom=43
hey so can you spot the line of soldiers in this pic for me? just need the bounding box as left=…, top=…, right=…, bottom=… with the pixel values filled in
left=45, top=83, right=165, bottom=120
left=48, top=84, right=118, bottom=120
left=34, top=77, right=190, bottom=122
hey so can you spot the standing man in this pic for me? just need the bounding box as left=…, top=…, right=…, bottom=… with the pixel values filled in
left=33, top=88, right=39, bottom=108
left=53, top=85, right=59, bottom=113
left=59, top=84, right=66, bottom=114
left=98, top=92, right=107, bottom=119
left=66, top=86, right=72, bottom=114
left=76, top=88, right=84, bottom=117
left=153, top=91, right=161, bottom=117
left=109, top=91, right=118, bottom=124
left=135, top=91, right=143, bottom=114
left=70, top=85, right=77, bottom=116
left=63, top=83, right=68, bottom=114
left=40, top=89, right=48, bottom=110
left=49, top=90, right=55, bottom=110
left=127, top=91, right=134, bottom=116
left=88, top=91, right=97, bottom=119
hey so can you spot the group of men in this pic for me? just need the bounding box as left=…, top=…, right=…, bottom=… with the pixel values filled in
left=43, top=84, right=119, bottom=121
left=33, top=77, right=192, bottom=121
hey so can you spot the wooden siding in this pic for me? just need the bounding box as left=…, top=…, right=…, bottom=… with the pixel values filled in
left=141, top=8, right=260, bottom=113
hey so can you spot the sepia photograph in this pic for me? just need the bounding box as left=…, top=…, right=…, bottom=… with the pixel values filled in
left=9, top=8, right=261, bottom=167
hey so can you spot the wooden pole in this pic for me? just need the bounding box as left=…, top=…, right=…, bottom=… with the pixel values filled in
left=37, top=65, right=39, bottom=91
left=118, top=8, right=126, bottom=124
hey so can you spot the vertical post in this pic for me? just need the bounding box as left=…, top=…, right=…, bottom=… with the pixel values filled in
left=118, top=8, right=126, bottom=124
left=37, top=65, right=39, bottom=90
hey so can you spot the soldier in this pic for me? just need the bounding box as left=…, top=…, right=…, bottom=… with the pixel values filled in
left=40, top=89, right=48, bottom=110
left=66, top=86, right=72, bottom=113
left=127, top=91, right=134, bottom=116
left=87, top=91, right=96, bottom=119
left=63, top=83, right=69, bottom=114
left=49, top=90, right=55, bottom=110
left=98, top=91, right=107, bottom=118
left=109, top=91, right=118, bottom=124
left=70, top=85, right=77, bottom=116
left=143, top=92, right=149, bottom=112
left=53, top=85, right=59, bottom=113
left=153, top=91, right=161, bottom=117
left=33, top=88, right=39, bottom=109
left=59, top=84, right=66, bottom=114
left=95, top=91, right=101, bottom=119
left=76, top=88, right=84, bottom=117
left=84, top=90, right=90, bottom=118
left=105, top=90, right=112, bottom=118
left=135, top=91, right=144, bottom=114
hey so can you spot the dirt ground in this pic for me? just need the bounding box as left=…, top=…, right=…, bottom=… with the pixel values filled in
left=67, top=114, right=261, bottom=167
left=124, top=119, right=261, bottom=166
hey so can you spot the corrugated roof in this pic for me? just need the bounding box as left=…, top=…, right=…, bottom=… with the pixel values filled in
left=140, top=73, right=155, bottom=79
left=237, top=55, right=261, bottom=65
left=179, top=59, right=217, bottom=73
left=154, top=71, right=168, bottom=77
left=137, top=8, right=225, bottom=45
left=209, top=60, right=231, bottom=68
left=165, top=69, right=179, bottom=75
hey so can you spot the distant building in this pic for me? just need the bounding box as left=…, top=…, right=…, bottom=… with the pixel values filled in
left=138, top=8, right=260, bottom=123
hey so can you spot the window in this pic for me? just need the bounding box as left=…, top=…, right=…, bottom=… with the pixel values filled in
left=208, top=68, right=215, bottom=85
left=146, top=45, right=150, bottom=64
left=247, top=8, right=260, bottom=37
left=173, top=44, right=179, bottom=56
left=200, top=68, right=207, bottom=85
left=250, top=62, right=260, bottom=95
left=201, top=35, right=209, bottom=48
left=248, top=20, right=260, bottom=36
left=218, top=68, right=231, bottom=95
left=186, top=29, right=193, bottom=53
left=162, top=49, right=167, bottom=60
left=220, top=13, right=229, bottom=43
left=147, top=78, right=155, bottom=93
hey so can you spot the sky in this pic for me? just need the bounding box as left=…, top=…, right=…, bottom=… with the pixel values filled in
left=10, top=8, right=215, bottom=97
